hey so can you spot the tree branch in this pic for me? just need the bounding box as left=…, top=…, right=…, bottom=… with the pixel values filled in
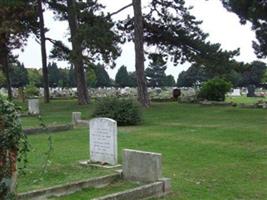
left=108, top=3, right=133, bottom=17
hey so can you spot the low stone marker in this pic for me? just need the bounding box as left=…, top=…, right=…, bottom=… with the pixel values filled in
left=28, top=99, right=40, bottom=115
left=72, top=112, right=89, bottom=126
left=89, top=118, right=118, bottom=166
left=123, top=149, right=162, bottom=183
left=72, top=112, right=81, bottom=125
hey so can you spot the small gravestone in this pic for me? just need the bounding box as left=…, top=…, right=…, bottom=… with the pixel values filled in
left=72, top=112, right=81, bottom=125
left=89, top=118, right=118, bottom=166
left=28, top=99, right=40, bottom=115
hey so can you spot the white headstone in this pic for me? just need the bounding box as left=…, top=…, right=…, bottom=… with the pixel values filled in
left=28, top=99, right=40, bottom=115
left=230, top=89, right=241, bottom=96
left=89, top=118, right=117, bottom=165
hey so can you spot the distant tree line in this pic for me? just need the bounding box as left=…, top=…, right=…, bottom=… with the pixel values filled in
left=177, top=61, right=267, bottom=88
left=0, top=61, right=176, bottom=89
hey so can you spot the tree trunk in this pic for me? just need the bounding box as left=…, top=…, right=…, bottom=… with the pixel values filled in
left=37, top=0, right=50, bottom=103
left=67, top=0, right=89, bottom=105
left=2, top=48, right=12, bottom=100
left=132, top=0, right=150, bottom=107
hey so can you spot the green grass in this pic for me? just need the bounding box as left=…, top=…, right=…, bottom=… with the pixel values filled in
left=18, top=128, right=114, bottom=192
left=226, top=96, right=267, bottom=104
left=17, top=99, right=267, bottom=199
left=49, top=180, right=140, bottom=200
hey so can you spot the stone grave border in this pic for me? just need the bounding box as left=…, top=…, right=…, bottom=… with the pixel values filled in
left=17, top=173, right=121, bottom=200
left=23, top=124, right=73, bottom=135
left=17, top=149, right=171, bottom=200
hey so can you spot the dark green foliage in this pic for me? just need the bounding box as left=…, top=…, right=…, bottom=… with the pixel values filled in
left=239, top=61, right=266, bottom=86
left=48, top=62, right=60, bottom=88
left=177, top=64, right=208, bottom=87
left=163, top=75, right=176, bottom=87
left=0, top=71, right=5, bottom=87
left=128, top=72, right=137, bottom=87
left=25, top=84, right=39, bottom=98
left=94, top=65, right=111, bottom=87
left=0, top=95, right=27, bottom=199
left=119, top=0, right=239, bottom=68
left=115, top=65, right=130, bottom=87
left=145, top=54, right=167, bottom=87
left=68, top=65, right=76, bottom=87
left=198, top=78, right=232, bottom=101
left=92, top=98, right=143, bottom=126
left=58, top=68, right=70, bottom=88
left=27, top=69, right=42, bottom=87
left=221, top=0, right=267, bottom=58
left=10, top=62, right=28, bottom=88
left=47, top=0, right=122, bottom=66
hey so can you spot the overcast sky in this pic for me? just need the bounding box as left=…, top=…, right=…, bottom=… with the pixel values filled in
left=14, top=0, right=267, bottom=79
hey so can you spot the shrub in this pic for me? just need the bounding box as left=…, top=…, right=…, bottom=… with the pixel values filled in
left=92, top=98, right=143, bottom=126
left=0, top=95, right=27, bottom=199
left=198, top=78, right=232, bottom=101
left=25, top=84, right=39, bottom=98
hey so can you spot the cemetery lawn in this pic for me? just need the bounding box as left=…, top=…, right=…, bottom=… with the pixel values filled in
left=18, top=100, right=267, bottom=199
left=226, top=96, right=267, bottom=104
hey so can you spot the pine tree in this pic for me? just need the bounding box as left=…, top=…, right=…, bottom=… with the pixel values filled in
left=47, top=0, right=122, bottom=104
left=145, top=54, right=167, bottom=87
left=48, top=62, right=60, bottom=87
left=115, top=65, right=130, bottom=87
left=37, top=0, right=50, bottom=103
left=0, top=1, right=37, bottom=99
left=221, top=0, right=267, bottom=58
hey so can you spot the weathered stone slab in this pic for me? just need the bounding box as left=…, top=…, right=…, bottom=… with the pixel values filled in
left=28, top=99, right=40, bottom=115
left=90, top=118, right=118, bottom=165
left=123, top=149, right=162, bottom=183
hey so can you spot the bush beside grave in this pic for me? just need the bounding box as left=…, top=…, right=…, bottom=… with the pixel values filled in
left=92, top=97, right=143, bottom=126
left=25, top=84, right=39, bottom=99
left=198, top=78, right=232, bottom=101
left=0, top=95, right=27, bottom=199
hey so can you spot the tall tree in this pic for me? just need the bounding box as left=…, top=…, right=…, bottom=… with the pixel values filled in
left=118, top=0, right=239, bottom=106
left=66, top=0, right=89, bottom=104
left=0, top=1, right=37, bottom=100
left=240, top=61, right=267, bottom=87
left=221, top=0, right=267, bottom=58
left=132, top=0, right=150, bottom=107
left=37, top=0, right=50, bottom=103
left=95, top=65, right=111, bottom=88
left=48, top=0, right=122, bottom=104
left=10, top=62, right=28, bottom=88
left=115, top=65, right=130, bottom=87
left=48, top=62, right=60, bottom=87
